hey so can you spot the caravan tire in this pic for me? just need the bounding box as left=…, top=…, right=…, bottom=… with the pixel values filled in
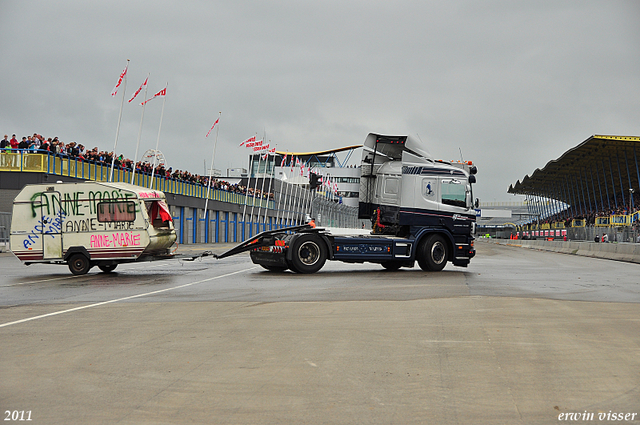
left=289, top=234, right=327, bottom=274
left=98, top=264, right=118, bottom=273
left=417, top=234, right=448, bottom=272
left=68, top=253, right=91, bottom=275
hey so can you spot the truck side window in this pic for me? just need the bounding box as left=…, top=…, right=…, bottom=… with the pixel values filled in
left=97, top=201, right=136, bottom=222
left=441, top=179, right=466, bottom=208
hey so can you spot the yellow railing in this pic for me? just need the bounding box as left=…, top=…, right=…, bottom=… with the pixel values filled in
left=610, top=215, right=629, bottom=226
left=571, top=219, right=586, bottom=227
left=595, top=217, right=610, bottom=227
left=1, top=151, right=273, bottom=209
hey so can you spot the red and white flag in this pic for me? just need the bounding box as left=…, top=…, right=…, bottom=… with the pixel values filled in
left=240, top=136, right=256, bottom=147
left=205, top=117, right=219, bottom=138
left=140, top=86, right=166, bottom=106
left=128, top=76, right=148, bottom=103
left=111, top=64, right=128, bottom=97
left=262, top=147, right=276, bottom=160
left=281, top=153, right=287, bottom=166
left=253, top=143, right=269, bottom=152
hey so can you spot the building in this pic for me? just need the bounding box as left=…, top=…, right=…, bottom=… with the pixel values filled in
left=247, top=145, right=362, bottom=208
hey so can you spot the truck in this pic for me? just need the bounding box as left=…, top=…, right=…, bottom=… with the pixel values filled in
left=217, top=133, right=477, bottom=273
left=10, top=181, right=178, bottom=275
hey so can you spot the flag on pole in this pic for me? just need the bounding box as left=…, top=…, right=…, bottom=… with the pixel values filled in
left=240, top=136, right=256, bottom=147
left=128, top=76, right=148, bottom=103
left=261, top=147, right=276, bottom=160
left=281, top=153, right=287, bottom=166
left=111, top=64, right=128, bottom=97
left=140, top=86, right=166, bottom=106
left=253, top=143, right=269, bottom=152
left=205, top=117, right=220, bottom=138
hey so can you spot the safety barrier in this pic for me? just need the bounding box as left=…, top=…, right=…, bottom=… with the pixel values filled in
left=485, top=239, right=640, bottom=264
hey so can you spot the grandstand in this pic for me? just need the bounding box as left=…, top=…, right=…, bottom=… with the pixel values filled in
left=508, top=135, right=640, bottom=242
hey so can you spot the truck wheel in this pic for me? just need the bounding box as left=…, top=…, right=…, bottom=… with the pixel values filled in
left=98, top=264, right=118, bottom=273
left=289, top=234, right=327, bottom=274
left=381, top=261, right=402, bottom=271
left=68, top=253, right=91, bottom=275
left=417, top=234, right=448, bottom=272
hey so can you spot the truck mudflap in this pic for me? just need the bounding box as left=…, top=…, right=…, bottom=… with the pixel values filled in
left=451, top=240, right=475, bottom=267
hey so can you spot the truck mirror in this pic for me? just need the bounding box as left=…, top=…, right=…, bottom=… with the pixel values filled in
left=468, top=175, right=476, bottom=184
left=474, top=198, right=480, bottom=208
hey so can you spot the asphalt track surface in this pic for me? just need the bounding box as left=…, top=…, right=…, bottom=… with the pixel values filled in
left=1, top=240, right=639, bottom=424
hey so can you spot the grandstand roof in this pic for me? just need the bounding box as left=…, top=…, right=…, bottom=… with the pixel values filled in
left=508, top=135, right=640, bottom=209
left=275, top=145, right=361, bottom=156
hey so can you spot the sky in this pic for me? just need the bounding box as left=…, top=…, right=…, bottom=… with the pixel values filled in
left=1, top=0, right=639, bottom=203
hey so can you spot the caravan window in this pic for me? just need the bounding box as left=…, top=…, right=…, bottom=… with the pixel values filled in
left=441, top=179, right=467, bottom=208
left=97, top=201, right=136, bottom=222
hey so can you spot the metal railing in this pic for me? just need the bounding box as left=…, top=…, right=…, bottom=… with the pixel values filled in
left=1, top=151, right=361, bottom=231
left=1, top=150, right=272, bottom=207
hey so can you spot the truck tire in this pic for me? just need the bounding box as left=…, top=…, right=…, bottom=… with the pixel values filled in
left=68, top=253, right=91, bottom=275
left=98, top=264, right=118, bottom=273
left=289, top=234, right=327, bottom=274
left=417, top=234, right=448, bottom=272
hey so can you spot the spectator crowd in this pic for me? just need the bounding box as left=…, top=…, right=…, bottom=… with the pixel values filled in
left=1, top=132, right=275, bottom=201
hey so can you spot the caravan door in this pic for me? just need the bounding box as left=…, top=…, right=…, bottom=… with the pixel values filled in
left=40, top=191, right=64, bottom=260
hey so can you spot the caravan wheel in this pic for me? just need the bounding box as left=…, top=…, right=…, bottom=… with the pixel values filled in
left=68, top=253, right=91, bottom=275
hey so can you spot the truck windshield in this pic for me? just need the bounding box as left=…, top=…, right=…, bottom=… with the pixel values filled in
left=441, top=179, right=467, bottom=208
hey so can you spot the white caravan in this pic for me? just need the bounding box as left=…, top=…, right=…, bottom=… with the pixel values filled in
left=10, top=181, right=177, bottom=275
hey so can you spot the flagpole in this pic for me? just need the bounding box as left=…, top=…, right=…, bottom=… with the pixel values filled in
left=203, top=112, right=221, bottom=218
left=249, top=135, right=261, bottom=233
left=256, top=139, right=270, bottom=228
left=289, top=167, right=300, bottom=225
left=262, top=146, right=276, bottom=226
left=274, top=153, right=286, bottom=229
left=241, top=152, right=254, bottom=232
left=110, top=59, right=129, bottom=183
left=249, top=151, right=262, bottom=233
left=131, top=73, right=149, bottom=185
left=149, top=82, right=168, bottom=189
left=286, top=159, right=299, bottom=225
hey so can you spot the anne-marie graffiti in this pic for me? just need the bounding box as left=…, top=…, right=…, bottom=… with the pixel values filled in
left=22, top=210, right=67, bottom=249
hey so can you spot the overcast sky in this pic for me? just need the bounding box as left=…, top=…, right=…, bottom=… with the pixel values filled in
left=2, top=0, right=639, bottom=203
